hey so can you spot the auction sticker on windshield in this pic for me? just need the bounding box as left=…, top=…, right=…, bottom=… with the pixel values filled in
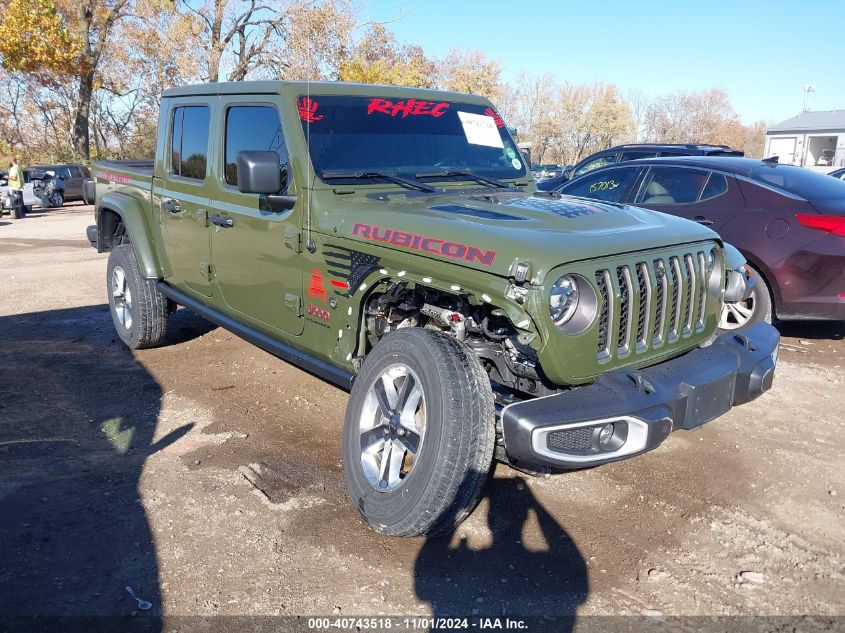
left=457, top=111, right=504, bottom=148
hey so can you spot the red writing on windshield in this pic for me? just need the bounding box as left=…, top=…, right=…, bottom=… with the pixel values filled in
left=297, top=97, right=324, bottom=123
left=367, top=98, right=450, bottom=118
left=484, top=107, right=505, bottom=128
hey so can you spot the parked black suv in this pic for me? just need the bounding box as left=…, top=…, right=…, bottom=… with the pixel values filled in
left=537, top=143, right=744, bottom=190
left=29, top=164, right=91, bottom=202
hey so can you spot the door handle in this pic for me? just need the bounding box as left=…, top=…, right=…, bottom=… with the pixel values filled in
left=162, top=198, right=182, bottom=214
left=693, top=216, right=714, bottom=226
left=210, top=213, right=234, bottom=228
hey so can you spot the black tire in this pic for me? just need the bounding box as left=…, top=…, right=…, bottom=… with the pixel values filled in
left=343, top=328, right=495, bottom=537
left=106, top=244, right=169, bottom=349
left=50, top=191, right=64, bottom=208
left=719, top=266, right=773, bottom=333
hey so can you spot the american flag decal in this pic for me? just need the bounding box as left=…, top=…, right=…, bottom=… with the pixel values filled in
left=323, top=246, right=381, bottom=296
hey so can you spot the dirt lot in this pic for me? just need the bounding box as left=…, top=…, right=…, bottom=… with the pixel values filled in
left=1, top=205, right=843, bottom=625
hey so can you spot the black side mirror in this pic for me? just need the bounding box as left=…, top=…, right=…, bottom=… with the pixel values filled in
left=236, top=150, right=282, bottom=194
left=236, top=150, right=296, bottom=211
left=563, top=165, right=574, bottom=179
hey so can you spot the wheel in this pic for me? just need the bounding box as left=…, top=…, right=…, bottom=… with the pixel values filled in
left=49, top=191, right=64, bottom=208
left=107, top=244, right=169, bottom=349
left=343, top=328, right=495, bottom=537
left=719, top=266, right=773, bottom=332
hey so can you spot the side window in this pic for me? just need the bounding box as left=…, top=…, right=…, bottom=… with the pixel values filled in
left=620, top=151, right=657, bottom=161
left=574, top=154, right=617, bottom=177
left=224, top=105, right=288, bottom=189
left=636, top=167, right=709, bottom=205
left=170, top=105, right=210, bottom=180
left=700, top=173, right=729, bottom=201
left=563, top=168, right=637, bottom=202
left=59, top=167, right=72, bottom=179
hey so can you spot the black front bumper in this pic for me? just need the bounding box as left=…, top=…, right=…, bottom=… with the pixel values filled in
left=502, top=322, right=779, bottom=469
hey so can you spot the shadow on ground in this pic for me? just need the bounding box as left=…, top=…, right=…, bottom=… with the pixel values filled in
left=0, top=304, right=193, bottom=629
left=776, top=319, right=845, bottom=341
left=414, top=474, right=588, bottom=628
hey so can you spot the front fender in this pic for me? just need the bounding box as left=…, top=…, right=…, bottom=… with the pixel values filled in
left=98, top=191, right=162, bottom=279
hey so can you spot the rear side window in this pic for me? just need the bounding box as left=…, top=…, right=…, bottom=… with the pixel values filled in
left=636, top=167, right=710, bottom=205
left=620, top=151, right=657, bottom=161
left=224, top=105, right=288, bottom=187
left=700, top=173, right=729, bottom=201
left=574, top=154, right=617, bottom=177
left=750, top=164, right=845, bottom=200
left=170, top=105, right=210, bottom=180
left=562, top=167, right=638, bottom=202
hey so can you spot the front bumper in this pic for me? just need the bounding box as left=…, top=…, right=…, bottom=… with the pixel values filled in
left=502, top=322, right=779, bottom=469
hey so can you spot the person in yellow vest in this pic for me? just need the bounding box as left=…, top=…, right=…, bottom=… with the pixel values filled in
left=7, top=158, right=24, bottom=218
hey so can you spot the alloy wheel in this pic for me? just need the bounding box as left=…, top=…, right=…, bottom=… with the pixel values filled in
left=111, top=265, right=133, bottom=330
left=719, top=288, right=756, bottom=330
left=359, top=364, right=426, bottom=491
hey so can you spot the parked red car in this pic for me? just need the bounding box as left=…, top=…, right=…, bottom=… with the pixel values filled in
left=554, top=156, right=845, bottom=330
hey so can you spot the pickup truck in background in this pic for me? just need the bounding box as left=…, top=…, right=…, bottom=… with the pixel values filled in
left=86, top=81, right=779, bottom=536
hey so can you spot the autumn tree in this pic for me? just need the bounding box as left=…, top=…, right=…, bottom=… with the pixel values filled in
left=436, top=48, right=503, bottom=101
left=338, top=24, right=435, bottom=87
left=0, top=0, right=133, bottom=158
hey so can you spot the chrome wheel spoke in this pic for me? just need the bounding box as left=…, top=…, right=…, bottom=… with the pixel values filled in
left=373, top=377, right=394, bottom=418
left=377, top=440, right=394, bottom=488
left=396, top=427, right=421, bottom=455
left=386, top=441, right=405, bottom=486
left=360, top=425, right=387, bottom=452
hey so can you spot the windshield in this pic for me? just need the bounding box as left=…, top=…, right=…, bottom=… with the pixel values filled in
left=297, top=95, right=527, bottom=184
left=750, top=164, right=845, bottom=200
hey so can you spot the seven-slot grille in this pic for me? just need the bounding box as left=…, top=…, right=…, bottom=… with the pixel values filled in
left=595, top=248, right=712, bottom=361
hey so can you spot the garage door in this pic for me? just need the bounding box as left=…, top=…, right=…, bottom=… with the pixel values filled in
left=768, top=137, right=797, bottom=165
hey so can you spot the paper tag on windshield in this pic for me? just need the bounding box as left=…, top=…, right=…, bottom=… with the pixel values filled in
left=457, top=111, right=504, bottom=148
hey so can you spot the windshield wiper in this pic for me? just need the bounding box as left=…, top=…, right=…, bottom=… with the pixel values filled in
left=414, top=170, right=513, bottom=189
left=321, top=170, right=436, bottom=193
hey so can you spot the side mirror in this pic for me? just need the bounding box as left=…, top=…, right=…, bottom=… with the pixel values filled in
left=563, top=165, right=574, bottom=179
left=236, top=150, right=296, bottom=211
left=236, top=150, right=282, bottom=194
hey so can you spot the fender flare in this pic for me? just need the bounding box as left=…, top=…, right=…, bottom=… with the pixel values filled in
left=97, top=191, right=162, bottom=279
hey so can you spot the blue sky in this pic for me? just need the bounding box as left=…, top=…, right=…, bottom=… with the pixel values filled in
left=364, top=0, right=844, bottom=125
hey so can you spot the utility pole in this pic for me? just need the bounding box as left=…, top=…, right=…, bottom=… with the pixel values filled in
left=802, top=84, right=815, bottom=112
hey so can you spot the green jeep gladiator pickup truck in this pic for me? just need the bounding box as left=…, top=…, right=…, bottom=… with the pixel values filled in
left=86, top=81, right=779, bottom=536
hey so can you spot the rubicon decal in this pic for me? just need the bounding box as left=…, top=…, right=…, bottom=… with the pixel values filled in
left=352, top=222, right=497, bottom=266
left=367, top=98, right=449, bottom=118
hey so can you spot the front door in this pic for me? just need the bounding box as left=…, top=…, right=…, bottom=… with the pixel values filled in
left=158, top=100, right=214, bottom=297
left=208, top=99, right=303, bottom=336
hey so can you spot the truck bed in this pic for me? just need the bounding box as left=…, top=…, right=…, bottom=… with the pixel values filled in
left=94, top=159, right=154, bottom=178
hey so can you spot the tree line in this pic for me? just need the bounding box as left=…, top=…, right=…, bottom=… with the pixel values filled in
left=0, top=0, right=766, bottom=166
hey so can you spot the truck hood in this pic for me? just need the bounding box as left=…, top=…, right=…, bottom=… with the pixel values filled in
left=316, top=189, right=720, bottom=281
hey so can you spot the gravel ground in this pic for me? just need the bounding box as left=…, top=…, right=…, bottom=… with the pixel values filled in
left=0, top=205, right=843, bottom=626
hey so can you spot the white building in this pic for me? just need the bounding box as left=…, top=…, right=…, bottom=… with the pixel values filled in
left=764, top=110, right=845, bottom=168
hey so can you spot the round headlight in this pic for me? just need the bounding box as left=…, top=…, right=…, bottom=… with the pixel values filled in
left=549, top=275, right=579, bottom=326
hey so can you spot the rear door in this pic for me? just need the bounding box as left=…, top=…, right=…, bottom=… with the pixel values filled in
left=65, top=166, right=85, bottom=198
left=207, top=97, right=304, bottom=336
left=561, top=165, right=643, bottom=203
left=632, top=166, right=745, bottom=230
left=158, top=100, right=214, bottom=297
